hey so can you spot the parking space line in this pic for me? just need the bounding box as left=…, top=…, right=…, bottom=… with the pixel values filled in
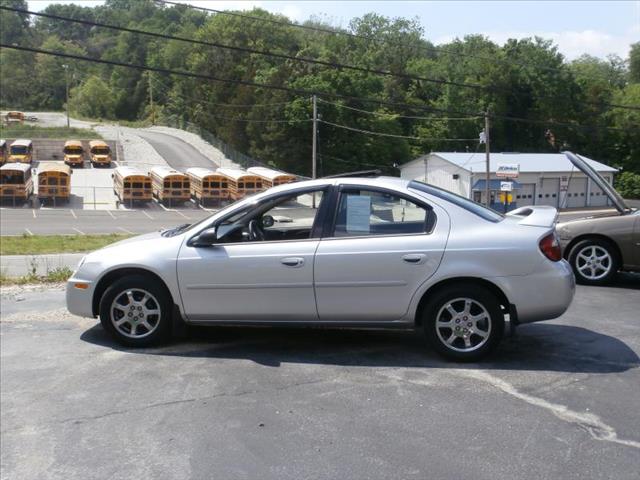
left=118, top=227, right=134, bottom=234
left=157, top=202, right=169, bottom=211
left=72, top=227, right=85, bottom=235
left=32, top=209, right=37, bottom=218
left=107, top=210, right=116, bottom=219
left=142, top=210, right=154, bottom=219
left=175, top=210, right=191, bottom=220
left=70, top=209, right=77, bottom=219
left=24, top=228, right=33, bottom=236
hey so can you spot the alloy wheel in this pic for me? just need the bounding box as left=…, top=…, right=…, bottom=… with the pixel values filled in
left=575, top=245, right=612, bottom=281
left=110, top=288, right=162, bottom=339
left=435, top=297, right=492, bottom=353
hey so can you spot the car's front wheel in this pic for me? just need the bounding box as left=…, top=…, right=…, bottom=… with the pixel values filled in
left=423, top=284, right=504, bottom=361
left=568, top=239, right=619, bottom=286
left=99, top=274, right=172, bottom=347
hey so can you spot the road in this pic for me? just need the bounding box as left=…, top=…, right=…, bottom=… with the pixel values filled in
left=0, top=208, right=212, bottom=236
left=136, top=130, right=218, bottom=171
left=1, top=276, right=639, bottom=479
left=0, top=206, right=620, bottom=236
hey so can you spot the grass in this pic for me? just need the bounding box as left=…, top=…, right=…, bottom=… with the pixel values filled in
left=0, top=233, right=132, bottom=255
left=0, top=266, right=74, bottom=286
left=0, top=125, right=101, bottom=140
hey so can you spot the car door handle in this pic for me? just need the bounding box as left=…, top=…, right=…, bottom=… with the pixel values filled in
left=281, top=257, right=305, bottom=267
left=402, top=254, right=426, bottom=264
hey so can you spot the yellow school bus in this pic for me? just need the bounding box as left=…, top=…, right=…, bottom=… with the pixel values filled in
left=186, top=167, right=233, bottom=206
left=0, top=163, right=33, bottom=203
left=89, top=140, right=111, bottom=167
left=64, top=140, right=85, bottom=168
left=149, top=166, right=190, bottom=205
left=37, top=162, right=72, bottom=203
left=0, top=140, right=6, bottom=165
left=216, top=168, right=264, bottom=200
left=247, top=166, right=297, bottom=188
left=4, top=111, right=25, bottom=125
left=113, top=166, right=152, bottom=205
left=9, top=139, right=33, bottom=163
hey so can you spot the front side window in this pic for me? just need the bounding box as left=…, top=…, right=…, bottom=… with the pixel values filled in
left=216, top=189, right=326, bottom=243
left=332, top=189, right=431, bottom=237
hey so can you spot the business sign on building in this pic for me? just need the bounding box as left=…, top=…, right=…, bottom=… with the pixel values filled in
left=500, top=181, right=513, bottom=192
left=496, top=164, right=520, bottom=178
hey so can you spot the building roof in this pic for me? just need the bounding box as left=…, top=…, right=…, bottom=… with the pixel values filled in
left=403, top=152, right=618, bottom=174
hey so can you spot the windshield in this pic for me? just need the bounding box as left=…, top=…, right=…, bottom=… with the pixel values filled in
left=10, top=146, right=28, bottom=155
left=92, top=148, right=110, bottom=155
left=408, top=180, right=504, bottom=223
left=64, top=148, right=82, bottom=154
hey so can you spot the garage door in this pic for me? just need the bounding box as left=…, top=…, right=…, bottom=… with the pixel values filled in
left=564, top=177, right=587, bottom=208
left=536, top=178, right=559, bottom=207
left=589, top=178, right=610, bottom=207
left=515, top=183, right=535, bottom=206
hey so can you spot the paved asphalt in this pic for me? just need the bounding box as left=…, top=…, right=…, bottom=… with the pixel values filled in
left=1, top=275, right=639, bottom=479
left=136, top=130, right=218, bottom=172
left=0, top=206, right=618, bottom=236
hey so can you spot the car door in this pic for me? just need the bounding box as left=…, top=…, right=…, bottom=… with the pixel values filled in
left=177, top=187, right=328, bottom=322
left=314, top=186, right=449, bottom=322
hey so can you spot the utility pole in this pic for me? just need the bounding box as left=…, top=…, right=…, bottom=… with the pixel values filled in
left=484, top=110, right=491, bottom=207
left=148, top=72, right=155, bottom=125
left=312, top=94, right=317, bottom=179
left=63, top=64, right=70, bottom=128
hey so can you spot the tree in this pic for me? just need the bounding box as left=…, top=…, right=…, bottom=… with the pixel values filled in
left=630, top=42, right=640, bottom=83
left=68, top=75, right=116, bottom=119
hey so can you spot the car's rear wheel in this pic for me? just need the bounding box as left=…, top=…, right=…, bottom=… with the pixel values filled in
left=568, top=239, right=619, bottom=286
left=423, top=284, right=504, bottom=361
left=99, top=274, right=172, bottom=347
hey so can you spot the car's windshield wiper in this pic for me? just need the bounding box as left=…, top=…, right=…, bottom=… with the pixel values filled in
left=161, top=223, right=191, bottom=237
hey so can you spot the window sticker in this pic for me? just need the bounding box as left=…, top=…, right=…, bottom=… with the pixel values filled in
left=346, top=195, right=371, bottom=233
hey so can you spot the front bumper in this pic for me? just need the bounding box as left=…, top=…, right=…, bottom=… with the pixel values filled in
left=66, top=277, right=95, bottom=318
left=491, top=259, right=575, bottom=324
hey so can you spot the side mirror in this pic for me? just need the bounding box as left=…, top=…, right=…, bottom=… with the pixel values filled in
left=190, top=227, right=218, bottom=247
left=261, top=214, right=274, bottom=228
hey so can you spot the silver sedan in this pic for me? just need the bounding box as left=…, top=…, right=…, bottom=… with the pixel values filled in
left=67, top=176, right=575, bottom=361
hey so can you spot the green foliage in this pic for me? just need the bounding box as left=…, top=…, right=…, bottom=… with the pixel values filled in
left=615, top=171, right=640, bottom=199
left=0, top=2, right=637, bottom=175
left=0, top=125, right=101, bottom=139
left=68, top=75, right=116, bottom=119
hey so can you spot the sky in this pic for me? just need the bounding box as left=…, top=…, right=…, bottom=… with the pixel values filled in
left=27, top=0, right=640, bottom=60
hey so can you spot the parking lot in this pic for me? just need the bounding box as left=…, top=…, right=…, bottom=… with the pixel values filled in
left=1, top=275, right=638, bottom=480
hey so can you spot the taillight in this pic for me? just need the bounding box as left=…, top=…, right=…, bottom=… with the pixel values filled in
left=539, top=232, right=562, bottom=262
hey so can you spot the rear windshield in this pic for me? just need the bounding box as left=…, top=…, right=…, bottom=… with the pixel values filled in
left=408, top=180, right=504, bottom=223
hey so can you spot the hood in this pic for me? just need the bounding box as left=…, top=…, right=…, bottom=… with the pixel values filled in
left=100, top=231, right=163, bottom=251
left=563, top=151, right=629, bottom=213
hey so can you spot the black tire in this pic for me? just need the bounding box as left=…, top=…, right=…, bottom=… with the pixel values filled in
left=99, top=274, right=172, bottom=347
left=568, top=238, right=619, bottom=286
left=423, top=284, right=504, bottom=362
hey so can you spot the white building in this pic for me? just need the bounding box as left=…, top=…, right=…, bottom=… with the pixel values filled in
left=399, top=152, right=618, bottom=209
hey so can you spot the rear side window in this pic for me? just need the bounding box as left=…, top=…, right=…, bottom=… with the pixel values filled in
left=408, top=180, right=503, bottom=223
left=332, top=189, right=434, bottom=237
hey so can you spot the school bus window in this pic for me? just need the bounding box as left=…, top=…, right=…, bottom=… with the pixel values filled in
left=246, top=182, right=255, bottom=188
left=221, top=181, right=228, bottom=188
left=164, top=180, right=170, bottom=188
left=124, top=181, right=131, bottom=188
left=171, top=181, right=182, bottom=188
left=133, top=182, right=142, bottom=188
left=145, top=181, right=151, bottom=188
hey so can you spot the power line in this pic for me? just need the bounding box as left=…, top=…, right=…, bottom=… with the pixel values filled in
left=156, top=0, right=636, bottom=80
left=319, top=119, right=480, bottom=141
left=150, top=75, right=298, bottom=109
left=0, top=43, right=626, bottom=132
left=4, top=5, right=638, bottom=112
left=316, top=98, right=482, bottom=121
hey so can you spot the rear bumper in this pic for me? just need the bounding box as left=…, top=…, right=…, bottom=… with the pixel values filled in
left=491, top=259, right=575, bottom=324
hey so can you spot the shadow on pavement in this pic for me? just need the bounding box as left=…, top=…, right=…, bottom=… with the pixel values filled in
left=81, top=321, right=639, bottom=374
